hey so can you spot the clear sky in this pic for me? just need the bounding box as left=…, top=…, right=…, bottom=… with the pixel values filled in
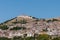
left=0, top=0, right=60, bottom=23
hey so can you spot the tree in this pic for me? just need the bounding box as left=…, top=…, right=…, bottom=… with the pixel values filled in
left=34, top=33, right=38, bottom=40
left=52, top=37, right=60, bottom=40
left=10, top=27, right=26, bottom=30
left=46, top=20, right=52, bottom=23
left=0, top=37, right=11, bottom=40
left=37, top=34, right=50, bottom=40
left=23, top=34, right=27, bottom=40
left=0, top=25, right=9, bottom=30
left=25, top=37, right=34, bottom=40
left=52, top=19, right=59, bottom=21
left=12, top=36, right=23, bottom=40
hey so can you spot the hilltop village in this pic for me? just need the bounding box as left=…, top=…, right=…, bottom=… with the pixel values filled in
left=0, top=15, right=60, bottom=38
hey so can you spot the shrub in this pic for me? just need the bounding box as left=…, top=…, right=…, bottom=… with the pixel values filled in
left=52, top=19, right=59, bottom=21
left=0, top=37, right=11, bottom=40
left=10, top=27, right=26, bottom=30
left=53, top=37, right=60, bottom=40
left=37, top=34, right=50, bottom=40
left=0, top=25, right=9, bottom=30
left=46, top=20, right=52, bottom=23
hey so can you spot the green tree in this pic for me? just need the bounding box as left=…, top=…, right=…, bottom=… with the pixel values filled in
left=37, top=34, right=50, bottom=40
left=52, top=37, right=60, bottom=40
left=0, top=25, right=9, bottom=30
left=46, top=20, right=52, bottom=23
left=12, top=36, right=23, bottom=40
left=0, top=37, right=11, bottom=40
left=10, top=27, right=26, bottom=30
left=52, top=19, right=59, bottom=21
left=25, top=37, right=34, bottom=40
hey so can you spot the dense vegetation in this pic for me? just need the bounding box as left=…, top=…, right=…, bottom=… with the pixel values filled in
left=10, top=27, right=26, bottom=30
left=0, top=25, right=9, bottom=30
left=46, top=18, right=59, bottom=23
left=0, top=34, right=60, bottom=40
left=0, top=37, right=11, bottom=40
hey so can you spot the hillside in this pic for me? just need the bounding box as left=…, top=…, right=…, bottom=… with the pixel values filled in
left=0, top=15, right=60, bottom=38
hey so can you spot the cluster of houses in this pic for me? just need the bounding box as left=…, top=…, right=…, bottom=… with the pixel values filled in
left=0, top=15, right=60, bottom=38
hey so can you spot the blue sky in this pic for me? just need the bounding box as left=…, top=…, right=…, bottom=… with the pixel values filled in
left=0, top=0, right=60, bottom=23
